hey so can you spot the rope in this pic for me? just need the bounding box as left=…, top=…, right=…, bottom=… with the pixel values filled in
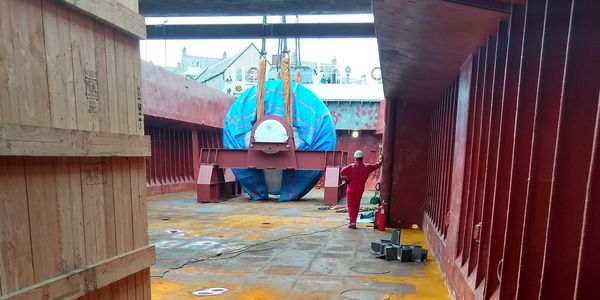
left=282, top=58, right=293, bottom=124
left=256, top=58, right=267, bottom=120
left=295, top=71, right=302, bottom=83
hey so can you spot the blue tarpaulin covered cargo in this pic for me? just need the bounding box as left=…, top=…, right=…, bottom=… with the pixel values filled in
left=223, top=80, right=336, bottom=201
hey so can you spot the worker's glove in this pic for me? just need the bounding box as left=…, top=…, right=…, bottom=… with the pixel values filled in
left=379, top=153, right=384, bottom=162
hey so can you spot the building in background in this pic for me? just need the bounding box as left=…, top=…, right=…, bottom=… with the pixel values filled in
left=170, top=47, right=224, bottom=76
left=171, top=44, right=267, bottom=96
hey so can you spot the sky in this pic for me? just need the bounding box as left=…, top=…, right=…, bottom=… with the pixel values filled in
left=140, top=14, right=382, bottom=79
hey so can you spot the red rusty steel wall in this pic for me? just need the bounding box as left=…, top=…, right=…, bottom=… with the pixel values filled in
left=145, top=126, right=222, bottom=196
left=141, top=61, right=234, bottom=129
left=326, top=101, right=383, bottom=130
left=418, top=1, right=600, bottom=299
left=383, top=102, right=431, bottom=228
left=424, top=78, right=458, bottom=240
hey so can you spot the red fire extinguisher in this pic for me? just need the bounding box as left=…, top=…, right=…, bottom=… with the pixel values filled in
left=376, top=201, right=386, bottom=231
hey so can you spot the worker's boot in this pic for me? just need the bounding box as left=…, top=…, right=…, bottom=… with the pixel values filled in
left=348, top=223, right=357, bottom=229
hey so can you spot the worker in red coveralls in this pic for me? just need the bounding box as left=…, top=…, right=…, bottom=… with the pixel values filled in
left=340, top=150, right=382, bottom=229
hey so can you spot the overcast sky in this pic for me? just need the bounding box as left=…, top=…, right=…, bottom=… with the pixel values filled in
left=141, top=14, right=382, bottom=78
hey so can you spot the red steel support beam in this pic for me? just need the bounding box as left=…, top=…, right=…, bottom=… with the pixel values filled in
left=446, top=57, right=475, bottom=295
left=484, top=5, right=525, bottom=298
left=457, top=54, right=479, bottom=265
left=191, top=131, right=200, bottom=183
left=196, top=149, right=348, bottom=204
left=431, top=104, right=441, bottom=229
left=199, top=149, right=349, bottom=170
left=444, top=80, right=458, bottom=237
left=517, top=0, right=572, bottom=298
left=575, top=91, right=600, bottom=298
left=470, top=35, right=496, bottom=280
left=498, top=0, right=545, bottom=298
left=478, top=21, right=508, bottom=290
left=388, top=102, right=430, bottom=228
left=462, top=47, right=486, bottom=273
left=323, top=167, right=346, bottom=205
left=540, top=0, right=600, bottom=298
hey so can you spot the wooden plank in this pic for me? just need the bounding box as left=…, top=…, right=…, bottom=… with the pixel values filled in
left=117, top=279, right=128, bottom=300
left=132, top=40, right=143, bottom=136
left=71, top=11, right=99, bottom=131
left=102, top=159, right=118, bottom=258
left=134, top=271, right=143, bottom=300
left=68, top=158, right=87, bottom=269
left=142, top=269, right=150, bottom=300
left=85, top=18, right=100, bottom=132
left=9, top=0, right=52, bottom=127
left=94, top=22, right=111, bottom=133
left=86, top=130, right=151, bottom=156
left=90, top=289, right=99, bottom=300
left=121, top=159, right=134, bottom=252
left=0, top=157, right=35, bottom=294
left=98, top=285, right=110, bottom=300
left=0, top=245, right=154, bottom=300
left=124, top=37, right=137, bottom=135
left=27, top=0, right=52, bottom=127
left=54, top=157, right=77, bottom=272
left=9, top=0, right=33, bottom=125
left=114, top=32, right=130, bottom=135
left=0, top=124, right=151, bottom=157
left=56, top=0, right=146, bottom=39
left=0, top=0, right=19, bottom=124
left=81, top=158, right=108, bottom=264
left=92, top=246, right=154, bottom=291
left=43, top=0, right=77, bottom=129
left=127, top=276, right=135, bottom=300
left=109, top=280, right=119, bottom=299
left=91, top=158, right=108, bottom=261
left=104, top=27, right=120, bottom=134
left=118, top=0, right=138, bottom=13
left=71, top=11, right=90, bottom=131
left=130, top=159, right=144, bottom=249
left=24, top=158, right=62, bottom=282
left=90, top=158, right=108, bottom=260
left=138, top=160, right=149, bottom=246
left=112, top=159, right=127, bottom=254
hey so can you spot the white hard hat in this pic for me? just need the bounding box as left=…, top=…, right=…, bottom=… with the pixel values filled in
left=354, top=150, right=363, bottom=158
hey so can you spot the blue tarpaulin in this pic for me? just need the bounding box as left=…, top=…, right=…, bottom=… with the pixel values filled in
left=223, top=80, right=336, bottom=201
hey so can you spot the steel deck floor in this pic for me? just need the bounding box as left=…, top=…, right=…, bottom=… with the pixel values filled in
left=148, top=190, right=450, bottom=300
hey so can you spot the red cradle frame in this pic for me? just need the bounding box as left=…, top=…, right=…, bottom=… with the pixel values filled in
left=196, top=115, right=348, bottom=204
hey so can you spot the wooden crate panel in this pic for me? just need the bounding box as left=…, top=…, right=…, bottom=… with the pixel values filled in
left=0, top=124, right=151, bottom=157
left=0, top=157, right=35, bottom=295
left=80, top=269, right=150, bottom=300
left=0, top=0, right=150, bottom=298
left=0, top=247, right=153, bottom=299
left=0, top=0, right=143, bottom=136
left=0, top=157, right=149, bottom=297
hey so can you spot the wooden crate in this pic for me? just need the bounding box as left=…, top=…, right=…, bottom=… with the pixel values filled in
left=0, top=0, right=153, bottom=299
